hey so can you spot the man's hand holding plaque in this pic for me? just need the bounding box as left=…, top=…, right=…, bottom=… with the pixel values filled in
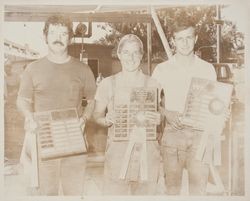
left=164, top=110, right=184, bottom=130
left=145, top=111, right=161, bottom=125
left=135, top=111, right=161, bottom=127
left=24, top=115, right=38, bottom=134
left=105, top=112, right=116, bottom=127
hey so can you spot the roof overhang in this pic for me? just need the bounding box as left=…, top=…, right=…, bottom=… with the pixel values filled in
left=4, top=5, right=155, bottom=23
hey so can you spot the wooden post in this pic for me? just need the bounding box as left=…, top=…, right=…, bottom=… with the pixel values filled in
left=229, top=101, right=240, bottom=195
left=232, top=118, right=239, bottom=194
left=228, top=104, right=233, bottom=195
left=30, top=132, right=39, bottom=188
left=151, top=6, right=173, bottom=59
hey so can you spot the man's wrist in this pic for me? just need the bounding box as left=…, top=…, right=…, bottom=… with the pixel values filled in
left=97, top=117, right=111, bottom=127
left=24, top=114, right=37, bottom=132
left=81, top=114, right=88, bottom=122
left=24, top=112, right=34, bottom=121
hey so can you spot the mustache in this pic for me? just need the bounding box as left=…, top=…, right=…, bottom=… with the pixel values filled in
left=53, top=41, right=64, bottom=46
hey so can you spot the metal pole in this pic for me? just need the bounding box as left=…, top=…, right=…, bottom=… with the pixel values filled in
left=147, top=7, right=152, bottom=75
left=216, top=5, right=221, bottom=63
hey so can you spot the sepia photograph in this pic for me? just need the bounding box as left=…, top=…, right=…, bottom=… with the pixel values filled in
left=2, top=0, right=249, bottom=200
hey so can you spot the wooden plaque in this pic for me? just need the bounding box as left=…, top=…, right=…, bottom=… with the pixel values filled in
left=113, top=87, right=158, bottom=141
left=34, top=108, right=87, bottom=161
left=181, top=78, right=233, bottom=131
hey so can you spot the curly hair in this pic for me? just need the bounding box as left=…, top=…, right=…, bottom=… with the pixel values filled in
left=43, top=14, right=74, bottom=39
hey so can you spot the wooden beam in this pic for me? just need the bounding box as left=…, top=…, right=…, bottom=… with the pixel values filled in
left=147, top=7, right=152, bottom=75
left=4, top=5, right=98, bottom=13
left=30, top=133, right=39, bottom=188
left=151, top=6, right=173, bottom=59
left=4, top=12, right=152, bottom=23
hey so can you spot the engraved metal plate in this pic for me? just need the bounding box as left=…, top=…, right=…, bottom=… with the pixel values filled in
left=181, top=78, right=233, bottom=131
left=113, top=87, right=158, bottom=141
left=34, top=108, right=87, bottom=161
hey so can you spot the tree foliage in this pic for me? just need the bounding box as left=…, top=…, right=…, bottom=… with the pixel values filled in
left=95, top=5, right=244, bottom=63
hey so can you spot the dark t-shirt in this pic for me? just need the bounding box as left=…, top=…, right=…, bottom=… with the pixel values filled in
left=18, top=56, right=96, bottom=116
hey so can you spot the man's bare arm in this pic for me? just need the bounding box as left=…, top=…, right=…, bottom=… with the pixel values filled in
left=16, top=97, right=33, bottom=119
left=16, top=97, right=38, bottom=132
left=93, top=100, right=113, bottom=127
left=82, top=99, right=95, bottom=121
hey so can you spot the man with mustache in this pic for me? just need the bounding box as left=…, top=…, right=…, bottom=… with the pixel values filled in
left=17, top=15, right=96, bottom=195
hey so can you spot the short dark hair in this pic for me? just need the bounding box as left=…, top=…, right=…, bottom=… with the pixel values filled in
left=171, top=16, right=197, bottom=37
left=43, top=14, right=74, bottom=39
